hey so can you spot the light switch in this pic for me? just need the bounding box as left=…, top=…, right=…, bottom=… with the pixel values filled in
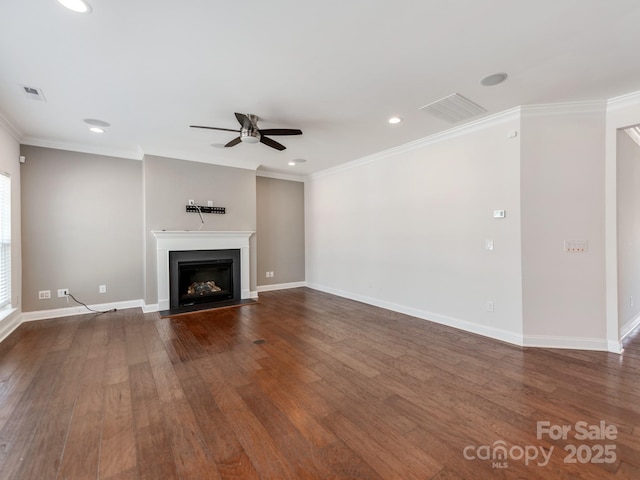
left=485, top=239, right=494, bottom=251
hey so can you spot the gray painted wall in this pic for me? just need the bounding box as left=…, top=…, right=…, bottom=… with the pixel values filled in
left=256, top=176, right=305, bottom=286
left=143, top=155, right=257, bottom=305
left=20, top=146, right=143, bottom=312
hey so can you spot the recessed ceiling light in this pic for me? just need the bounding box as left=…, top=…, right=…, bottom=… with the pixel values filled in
left=57, top=0, right=92, bottom=13
left=83, top=118, right=110, bottom=127
left=388, top=116, right=402, bottom=124
left=481, top=72, right=508, bottom=86
left=288, top=161, right=296, bottom=166
left=288, top=159, right=307, bottom=166
left=89, top=127, right=104, bottom=134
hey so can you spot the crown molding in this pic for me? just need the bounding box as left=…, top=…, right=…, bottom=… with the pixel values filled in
left=0, top=112, right=23, bottom=142
left=19, top=138, right=262, bottom=171
left=607, top=90, right=640, bottom=112
left=309, top=99, right=613, bottom=181
left=256, top=170, right=306, bottom=182
left=520, top=100, right=607, bottom=117
left=143, top=147, right=260, bottom=171
left=309, top=107, right=521, bottom=180
left=21, top=137, right=144, bottom=160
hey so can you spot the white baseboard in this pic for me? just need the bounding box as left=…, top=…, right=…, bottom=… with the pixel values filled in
left=522, top=334, right=610, bottom=352
left=620, top=312, right=640, bottom=340
left=306, top=283, right=619, bottom=353
left=142, top=302, right=159, bottom=313
left=21, top=299, right=145, bottom=322
left=0, top=308, right=21, bottom=343
left=6, top=286, right=625, bottom=354
left=306, top=282, right=523, bottom=347
left=257, top=281, right=307, bottom=293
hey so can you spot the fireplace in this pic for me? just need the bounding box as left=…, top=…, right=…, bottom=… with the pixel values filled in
left=152, top=231, right=254, bottom=312
left=169, top=249, right=241, bottom=308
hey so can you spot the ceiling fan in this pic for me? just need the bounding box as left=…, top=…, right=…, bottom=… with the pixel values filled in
left=190, top=113, right=302, bottom=151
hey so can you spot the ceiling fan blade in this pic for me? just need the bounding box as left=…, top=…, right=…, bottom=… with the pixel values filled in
left=225, top=136, right=243, bottom=147
left=259, top=128, right=303, bottom=136
left=260, top=136, right=286, bottom=151
left=190, top=125, right=240, bottom=133
left=234, top=113, right=252, bottom=129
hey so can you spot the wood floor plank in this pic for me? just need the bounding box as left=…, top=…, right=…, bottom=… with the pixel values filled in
left=149, top=353, right=220, bottom=479
left=237, top=382, right=333, bottom=479
left=200, top=360, right=299, bottom=480
left=99, top=381, right=137, bottom=479
left=57, top=411, right=103, bottom=480
left=323, top=410, right=435, bottom=480
left=129, top=362, right=178, bottom=480
left=12, top=349, right=85, bottom=480
left=0, top=289, right=637, bottom=479
left=0, top=350, right=66, bottom=479
left=180, top=375, right=260, bottom=480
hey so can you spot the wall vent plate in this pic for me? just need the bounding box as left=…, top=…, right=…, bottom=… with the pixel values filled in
left=419, top=93, right=486, bottom=123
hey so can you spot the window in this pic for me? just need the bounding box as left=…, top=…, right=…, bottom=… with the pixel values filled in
left=0, top=172, right=10, bottom=309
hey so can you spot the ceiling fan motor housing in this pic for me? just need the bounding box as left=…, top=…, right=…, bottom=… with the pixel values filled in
left=240, top=114, right=260, bottom=143
left=240, top=128, right=261, bottom=143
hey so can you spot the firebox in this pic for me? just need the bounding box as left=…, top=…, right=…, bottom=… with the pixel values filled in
left=169, top=249, right=241, bottom=308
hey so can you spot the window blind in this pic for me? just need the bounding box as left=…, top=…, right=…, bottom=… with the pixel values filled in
left=0, top=172, right=10, bottom=309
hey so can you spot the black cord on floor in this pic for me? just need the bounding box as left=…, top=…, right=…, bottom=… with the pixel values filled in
left=67, top=293, right=117, bottom=315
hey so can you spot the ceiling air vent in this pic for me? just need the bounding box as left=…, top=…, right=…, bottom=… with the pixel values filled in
left=419, top=93, right=486, bottom=123
left=22, top=85, right=46, bottom=102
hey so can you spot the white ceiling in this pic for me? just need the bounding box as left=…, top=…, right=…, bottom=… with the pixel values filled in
left=1, top=0, right=640, bottom=177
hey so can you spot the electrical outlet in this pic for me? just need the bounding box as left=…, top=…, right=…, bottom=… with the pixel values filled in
left=99, top=285, right=107, bottom=293
left=486, top=301, right=495, bottom=312
left=188, top=199, right=195, bottom=206
left=564, top=240, right=588, bottom=253
left=38, top=290, right=51, bottom=300
left=57, top=288, right=69, bottom=298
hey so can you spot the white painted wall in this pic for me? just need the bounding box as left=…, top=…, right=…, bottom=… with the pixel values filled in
left=306, top=104, right=621, bottom=350
left=306, top=115, right=524, bottom=343
left=616, top=129, right=640, bottom=336
left=520, top=105, right=607, bottom=348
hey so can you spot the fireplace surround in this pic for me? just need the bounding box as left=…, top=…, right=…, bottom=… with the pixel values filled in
left=153, top=231, right=254, bottom=311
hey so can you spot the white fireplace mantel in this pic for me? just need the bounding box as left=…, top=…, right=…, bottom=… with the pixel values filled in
left=152, top=230, right=254, bottom=310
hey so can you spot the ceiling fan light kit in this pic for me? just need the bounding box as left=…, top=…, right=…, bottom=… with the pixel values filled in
left=191, top=113, right=302, bottom=151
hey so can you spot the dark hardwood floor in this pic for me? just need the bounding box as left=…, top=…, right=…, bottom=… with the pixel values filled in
left=0, top=287, right=639, bottom=479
